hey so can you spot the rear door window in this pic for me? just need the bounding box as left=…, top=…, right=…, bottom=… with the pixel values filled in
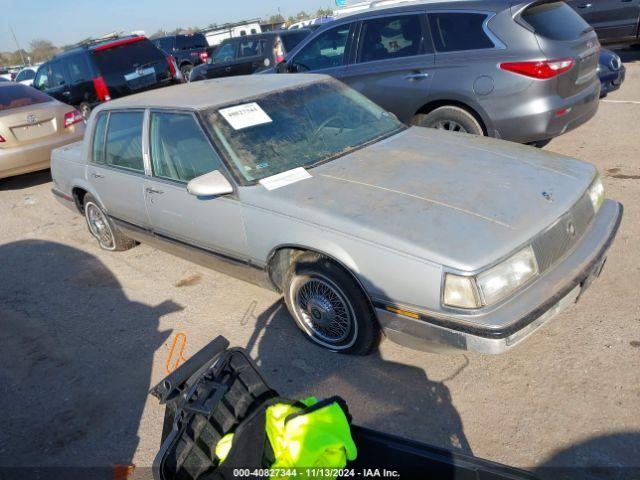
left=238, top=39, right=264, bottom=58
left=520, top=2, right=591, bottom=41
left=213, top=42, right=237, bottom=62
left=154, top=37, right=174, bottom=53
left=66, top=54, right=93, bottom=83
left=292, top=24, right=352, bottom=71
left=149, top=112, right=223, bottom=182
left=428, top=13, right=494, bottom=52
left=358, top=15, right=424, bottom=63
left=0, top=84, right=52, bottom=111
left=176, top=34, right=208, bottom=50
left=50, top=61, right=68, bottom=87
left=104, top=111, right=145, bottom=172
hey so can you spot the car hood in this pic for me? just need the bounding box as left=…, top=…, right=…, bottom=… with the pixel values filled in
left=242, top=127, right=597, bottom=271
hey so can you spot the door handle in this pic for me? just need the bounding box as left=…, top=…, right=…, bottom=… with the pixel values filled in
left=91, top=173, right=104, bottom=179
left=403, top=72, right=430, bottom=80
left=578, top=3, right=592, bottom=7
left=146, top=187, right=164, bottom=195
left=225, top=66, right=232, bottom=72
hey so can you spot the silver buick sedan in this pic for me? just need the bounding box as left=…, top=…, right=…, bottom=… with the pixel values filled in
left=51, top=74, right=622, bottom=355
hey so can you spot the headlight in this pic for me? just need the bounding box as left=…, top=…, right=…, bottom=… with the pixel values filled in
left=476, top=246, right=538, bottom=306
left=443, top=246, right=539, bottom=309
left=588, top=177, right=604, bottom=214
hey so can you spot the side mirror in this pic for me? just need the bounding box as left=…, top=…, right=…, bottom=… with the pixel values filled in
left=187, top=170, right=233, bottom=197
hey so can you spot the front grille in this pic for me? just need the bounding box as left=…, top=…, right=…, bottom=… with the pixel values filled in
left=532, top=193, right=595, bottom=273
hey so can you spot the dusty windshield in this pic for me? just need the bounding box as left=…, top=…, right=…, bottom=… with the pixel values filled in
left=202, top=80, right=404, bottom=183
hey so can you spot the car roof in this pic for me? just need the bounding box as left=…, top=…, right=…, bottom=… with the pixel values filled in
left=333, top=0, right=512, bottom=20
left=51, top=35, right=150, bottom=60
left=223, top=29, right=311, bottom=43
left=96, top=73, right=328, bottom=111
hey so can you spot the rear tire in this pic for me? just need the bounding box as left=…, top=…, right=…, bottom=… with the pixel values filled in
left=412, top=106, right=484, bottom=136
left=78, top=102, right=91, bottom=119
left=283, top=252, right=380, bottom=355
left=83, top=194, right=136, bottom=252
left=180, top=64, right=193, bottom=81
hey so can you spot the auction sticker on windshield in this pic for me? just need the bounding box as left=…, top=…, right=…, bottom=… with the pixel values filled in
left=219, top=103, right=272, bottom=130
left=259, top=167, right=312, bottom=191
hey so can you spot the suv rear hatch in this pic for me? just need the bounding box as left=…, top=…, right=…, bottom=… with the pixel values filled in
left=90, top=37, right=175, bottom=99
left=514, top=0, right=600, bottom=98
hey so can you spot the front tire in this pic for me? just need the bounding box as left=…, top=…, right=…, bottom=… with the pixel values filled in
left=412, top=106, right=484, bottom=136
left=83, top=194, right=136, bottom=252
left=283, top=253, right=380, bottom=355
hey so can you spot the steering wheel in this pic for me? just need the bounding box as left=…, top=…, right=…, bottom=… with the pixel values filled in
left=310, top=116, right=345, bottom=143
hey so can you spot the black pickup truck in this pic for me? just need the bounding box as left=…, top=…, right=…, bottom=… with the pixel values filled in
left=152, top=33, right=214, bottom=80
left=568, top=0, right=640, bottom=45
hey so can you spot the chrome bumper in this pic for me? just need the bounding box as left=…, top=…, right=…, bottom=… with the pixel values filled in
left=378, top=200, right=623, bottom=354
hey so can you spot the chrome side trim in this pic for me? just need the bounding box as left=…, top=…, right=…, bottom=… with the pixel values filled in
left=111, top=217, right=274, bottom=290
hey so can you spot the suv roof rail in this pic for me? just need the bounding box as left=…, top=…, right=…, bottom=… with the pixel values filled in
left=73, top=31, right=126, bottom=49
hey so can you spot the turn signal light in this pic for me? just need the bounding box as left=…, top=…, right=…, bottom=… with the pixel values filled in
left=64, top=110, right=84, bottom=128
left=500, top=58, right=574, bottom=79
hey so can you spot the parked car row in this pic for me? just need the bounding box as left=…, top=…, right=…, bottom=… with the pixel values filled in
left=152, top=32, right=213, bottom=80
left=190, top=29, right=312, bottom=81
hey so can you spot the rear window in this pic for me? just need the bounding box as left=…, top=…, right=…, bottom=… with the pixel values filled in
left=91, top=39, right=166, bottom=75
left=281, top=32, right=310, bottom=52
left=521, top=2, right=591, bottom=41
left=428, top=13, right=494, bottom=52
left=176, top=34, right=208, bottom=50
left=0, top=84, right=51, bottom=111
left=154, top=37, right=174, bottom=53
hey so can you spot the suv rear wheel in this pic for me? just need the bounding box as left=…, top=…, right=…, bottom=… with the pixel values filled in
left=180, top=64, right=193, bottom=81
left=283, top=252, right=380, bottom=355
left=413, top=106, right=484, bottom=136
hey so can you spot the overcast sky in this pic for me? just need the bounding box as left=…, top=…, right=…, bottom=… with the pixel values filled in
left=1, top=0, right=336, bottom=51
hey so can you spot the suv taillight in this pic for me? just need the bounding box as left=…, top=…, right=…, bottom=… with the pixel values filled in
left=93, top=76, right=111, bottom=101
left=64, top=110, right=84, bottom=128
left=199, top=51, right=208, bottom=62
left=166, top=55, right=183, bottom=82
left=499, top=59, right=574, bottom=79
left=0, top=134, right=5, bottom=143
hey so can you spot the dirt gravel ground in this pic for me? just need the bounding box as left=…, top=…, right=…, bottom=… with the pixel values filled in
left=1, top=48, right=639, bottom=480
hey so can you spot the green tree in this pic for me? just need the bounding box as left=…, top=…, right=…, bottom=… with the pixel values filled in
left=296, top=10, right=310, bottom=20
left=149, top=29, right=167, bottom=39
left=268, top=14, right=285, bottom=24
left=28, top=39, right=58, bottom=63
left=316, top=8, right=333, bottom=17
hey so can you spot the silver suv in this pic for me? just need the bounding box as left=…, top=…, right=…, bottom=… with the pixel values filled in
left=276, top=0, right=601, bottom=145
